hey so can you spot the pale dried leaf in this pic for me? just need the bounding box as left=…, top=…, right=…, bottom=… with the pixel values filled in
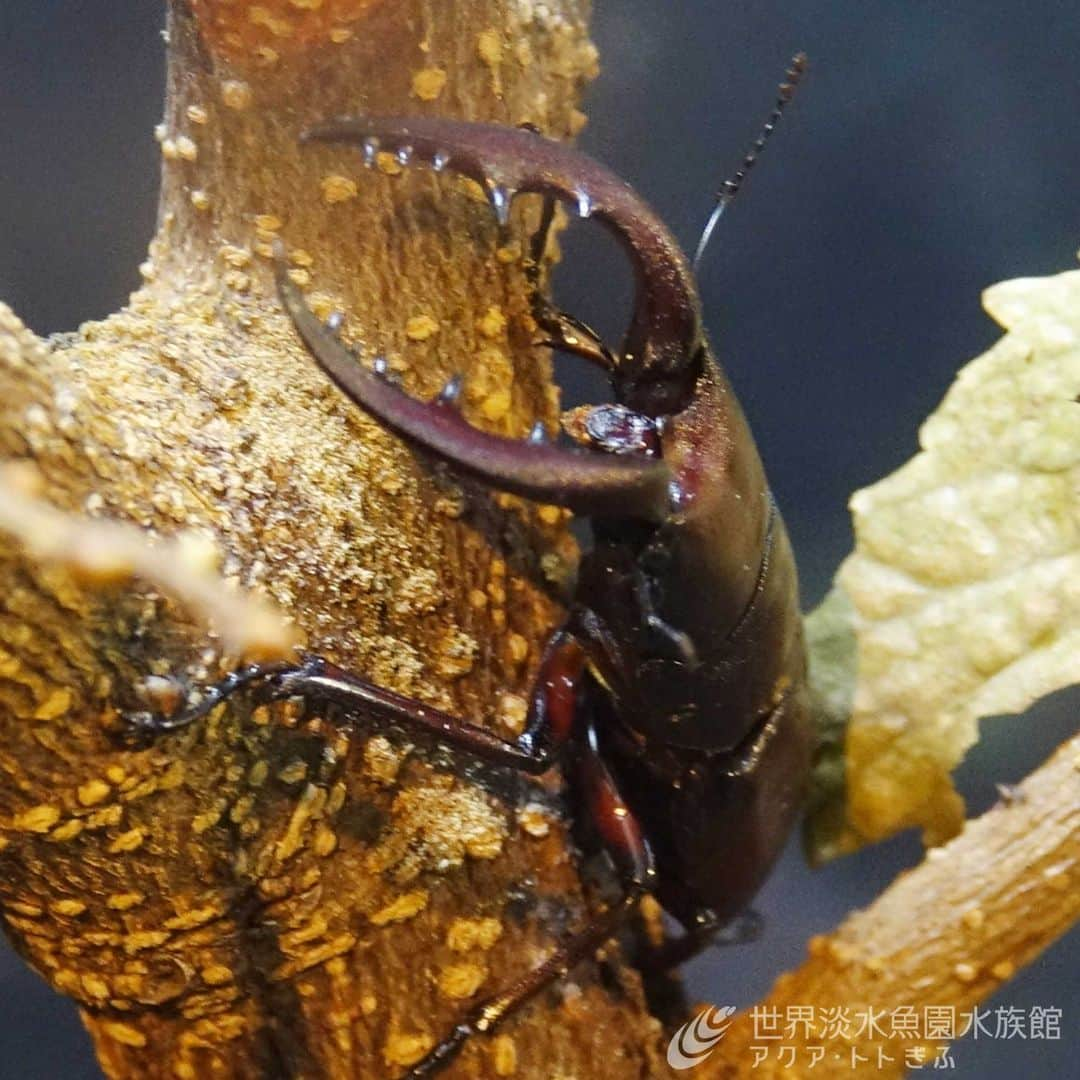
left=807, top=259, right=1080, bottom=861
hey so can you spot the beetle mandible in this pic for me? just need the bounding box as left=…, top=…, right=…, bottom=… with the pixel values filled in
left=126, top=56, right=811, bottom=1078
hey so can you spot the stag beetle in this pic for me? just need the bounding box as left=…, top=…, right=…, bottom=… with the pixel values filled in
left=126, top=57, right=811, bottom=1078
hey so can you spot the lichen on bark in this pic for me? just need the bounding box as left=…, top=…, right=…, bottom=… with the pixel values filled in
left=0, top=2, right=667, bottom=1077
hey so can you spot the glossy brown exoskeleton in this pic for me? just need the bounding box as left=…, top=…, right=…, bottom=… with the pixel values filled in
left=128, top=58, right=811, bottom=1078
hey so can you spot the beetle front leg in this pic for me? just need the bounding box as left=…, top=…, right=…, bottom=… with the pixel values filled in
left=121, top=629, right=587, bottom=776
left=405, top=714, right=658, bottom=1078
left=527, top=194, right=616, bottom=370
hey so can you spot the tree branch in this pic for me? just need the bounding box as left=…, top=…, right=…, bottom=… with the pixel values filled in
left=0, top=2, right=667, bottom=1077
left=704, top=731, right=1079, bottom=1077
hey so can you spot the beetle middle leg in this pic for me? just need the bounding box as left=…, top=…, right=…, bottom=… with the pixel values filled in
left=404, top=713, right=658, bottom=1078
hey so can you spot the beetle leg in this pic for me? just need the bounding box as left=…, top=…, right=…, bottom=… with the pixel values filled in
left=405, top=714, right=658, bottom=1078
left=301, top=116, right=704, bottom=414
left=274, top=247, right=671, bottom=522
left=122, top=630, right=587, bottom=775
left=637, top=908, right=764, bottom=973
left=527, top=194, right=616, bottom=370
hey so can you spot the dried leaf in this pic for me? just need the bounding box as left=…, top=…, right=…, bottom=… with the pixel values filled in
left=807, top=259, right=1080, bottom=861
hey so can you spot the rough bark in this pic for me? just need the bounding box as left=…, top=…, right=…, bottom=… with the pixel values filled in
left=0, top=2, right=667, bottom=1077
left=703, top=731, right=1079, bottom=1078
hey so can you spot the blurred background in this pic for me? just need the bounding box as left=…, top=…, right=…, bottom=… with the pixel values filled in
left=0, top=1, right=1076, bottom=1076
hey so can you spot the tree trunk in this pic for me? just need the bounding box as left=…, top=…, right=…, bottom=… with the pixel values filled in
left=0, top=2, right=666, bottom=1076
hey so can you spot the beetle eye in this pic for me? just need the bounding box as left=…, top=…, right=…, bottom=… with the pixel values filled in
left=579, top=404, right=660, bottom=456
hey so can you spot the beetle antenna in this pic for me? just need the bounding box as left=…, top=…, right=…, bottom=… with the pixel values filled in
left=693, top=52, right=807, bottom=270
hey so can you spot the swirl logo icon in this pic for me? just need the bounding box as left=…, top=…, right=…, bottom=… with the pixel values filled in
left=666, top=1005, right=737, bottom=1070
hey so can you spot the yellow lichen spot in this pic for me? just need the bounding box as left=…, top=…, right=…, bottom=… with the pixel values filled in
left=991, top=960, right=1015, bottom=980
left=468, top=588, right=488, bottom=610
left=289, top=0, right=324, bottom=8
left=364, top=734, right=403, bottom=784
left=477, top=28, right=503, bottom=67
left=157, top=760, right=185, bottom=794
left=175, top=1063, right=197, bottom=1080
left=405, top=314, right=440, bottom=341
left=438, top=960, right=487, bottom=1000
left=492, top=1034, right=517, bottom=1076
left=361, top=993, right=378, bottom=1015
left=87, top=804, right=123, bottom=829
left=537, top=504, right=563, bottom=527
left=446, top=917, right=504, bottom=953
left=507, top=634, right=529, bottom=664
left=370, top=889, right=429, bottom=926
left=329, top=27, right=353, bottom=44
left=497, top=693, right=528, bottom=735
left=248, top=5, right=294, bottom=37
left=313, top=824, right=338, bottom=857
left=376, top=151, right=403, bottom=176
left=77, top=779, right=111, bottom=807
left=253, top=241, right=274, bottom=259
left=254, top=213, right=283, bottom=232
left=953, top=962, right=979, bottom=983
left=190, top=190, right=211, bottom=211
left=326, top=781, right=347, bottom=815
left=48, top=819, right=84, bottom=843
left=384, top=1032, right=434, bottom=1069
left=220, top=79, right=253, bottom=110
left=477, top=306, right=507, bottom=340
left=201, top=965, right=233, bottom=987
left=518, top=805, right=550, bottom=839
left=102, top=1021, right=147, bottom=1048
left=107, top=892, right=145, bottom=912
left=186, top=104, right=209, bottom=125
left=123, top=930, right=170, bottom=955
left=289, top=248, right=315, bottom=268
left=105, top=765, right=127, bottom=785
left=192, top=805, right=224, bottom=834
left=480, top=388, right=512, bottom=423
left=82, top=973, right=111, bottom=1000
left=277, top=759, right=309, bottom=785
left=175, top=135, right=198, bottom=162
left=7, top=901, right=43, bottom=918
left=320, top=173, right=358, bottom=204
left=496, top=244, right=518, bottom=264
left=14, top=804, right=61, bottom=833
left=161, top=138, right=179, bottom=161
left=220, top=244, right=252, bottom=269
left=961, top=907, right=985, bottom=932
left=224, top=270, right=251, bottom=293
left=287, top=268, right=312, bottom=289
left=51, top=899, right=88, bottom=918
left=108, top=828, right=146, bottom=854
left=247, top=760, right=269, bottom=787
left=34, top=687, right=72, bottom=720
left=411, top=67, right=447, bottom=102
left=164, top=905, right=222, bottom=932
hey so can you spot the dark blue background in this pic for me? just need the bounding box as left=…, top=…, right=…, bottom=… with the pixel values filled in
left=0, top=2, right=1076, bottom=1076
